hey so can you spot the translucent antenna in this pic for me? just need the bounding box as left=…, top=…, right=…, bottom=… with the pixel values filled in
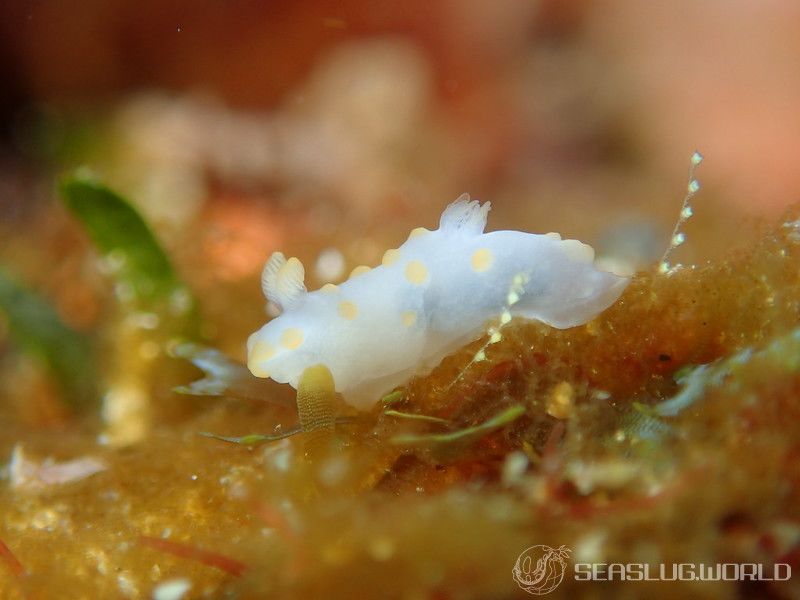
left=659, top=151, right=704, bottom=275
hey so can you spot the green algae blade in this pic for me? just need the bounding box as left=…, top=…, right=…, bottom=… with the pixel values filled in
left=59, top=175, right=198, bottom=336
left=60, top=176, right=179, bottom=302
left=380, top=390, right=404, bottom=405
left=0, top=268, right=96, bottom=410
left=384, top=409, right=451, bottom=425
left=391, top=404, right=525, bottom=447
left=200, top=416, right=360, bottom=446
left=199, top=429, right=303, bottom=446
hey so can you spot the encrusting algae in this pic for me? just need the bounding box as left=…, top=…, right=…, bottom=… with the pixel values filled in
left=2, top=179, right=800, bottom=598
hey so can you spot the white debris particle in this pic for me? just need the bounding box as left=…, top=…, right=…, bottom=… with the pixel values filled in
left=9, top=445, right=107, bottom=492
left=261, top=439, right=292, bottom=472
left=319, top=456, right=349, bottom=487
left=501, top=451, right=529, bottom=486
left=783, top=220, right=800, bottom=243
left=117, top=572, right=138, bottom=598
left=152, top=578, right=192, bottom=600
left=573, top=531, right=607, bottom=563
left=565, top=459, right=642, bottom=495
left=315, top=247, right=346, bottom=282
left=129, top=312, right=160, bottom=330
left=169, top=288, right=193, bottom=315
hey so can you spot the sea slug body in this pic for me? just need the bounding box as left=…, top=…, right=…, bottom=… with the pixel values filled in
left=247, top=195, right=629, bottom=409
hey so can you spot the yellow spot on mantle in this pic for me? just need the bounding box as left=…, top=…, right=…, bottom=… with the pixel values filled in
left=350, top=265, right=371, bottom=278
left=248, top=341, right=274, bottom=377
left=251, top=341, right=275, bottom=362
left=401, top=310, right=417, bottom=327
left=382, top=248, right=400, bottom=266
left=320, top=283, right=339, bottom=294
left=407, top=227, right=430, bottom=240
left=250, top=364, right=270, bottom=378
left=280, top=328, right=304, bottom=350
left=338, top=301, right=358, bottom=320
left=471, top=248, right=493, bottom=272
left=405, top=261, right=429, bottom=285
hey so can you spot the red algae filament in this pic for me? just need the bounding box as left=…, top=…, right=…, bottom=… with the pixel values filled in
left=138, top=536, right=247, bottom=577
left=0, top=537, right=26, bottom=578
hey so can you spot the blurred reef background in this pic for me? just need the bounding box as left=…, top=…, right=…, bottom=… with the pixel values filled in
left=1, top=2, right=800, bottom=598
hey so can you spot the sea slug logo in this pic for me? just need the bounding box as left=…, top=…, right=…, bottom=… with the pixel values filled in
left=512, top=545, right=572, bottom=595
left=512, top=543, right=791, bottom=592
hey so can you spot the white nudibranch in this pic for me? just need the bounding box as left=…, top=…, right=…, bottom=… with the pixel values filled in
left=247, top=195, right=630, bottom=410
